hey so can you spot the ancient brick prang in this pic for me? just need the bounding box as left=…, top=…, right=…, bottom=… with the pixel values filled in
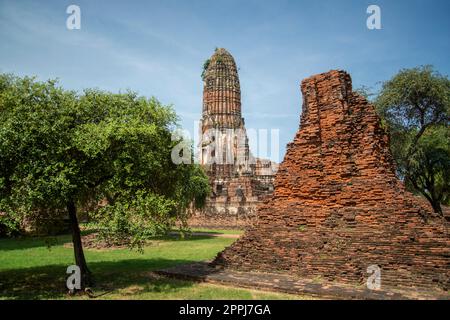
left=192, top=48, right=277, bottom=227
left=213, top=70, right=449, bottom=291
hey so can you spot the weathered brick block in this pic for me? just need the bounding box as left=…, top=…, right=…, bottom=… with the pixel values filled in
left=213, top=70, right=449, bottom=291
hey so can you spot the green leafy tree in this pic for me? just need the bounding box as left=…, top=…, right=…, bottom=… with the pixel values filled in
left=0, top=74, right=210, bottom=289
left=375, top=66, right=450, bottom=214
left=407, top=126, right=450, bottom=213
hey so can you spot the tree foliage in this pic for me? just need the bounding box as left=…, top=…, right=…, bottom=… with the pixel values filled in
left=375, top=66, right=450, bottom=214
left=0, top=73, right=210, bottom=288
left=407, top=126, right=450, bottom=212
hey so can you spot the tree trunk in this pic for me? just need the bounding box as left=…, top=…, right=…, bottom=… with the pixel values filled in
left=408, top=175, right=443, bottom=216
left=430, top=198, right=443, bottom=216
left=67, top=200, right=91, bottom=290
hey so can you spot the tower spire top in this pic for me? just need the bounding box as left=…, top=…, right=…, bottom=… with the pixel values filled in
left=202, top=48, right=241, bottom=127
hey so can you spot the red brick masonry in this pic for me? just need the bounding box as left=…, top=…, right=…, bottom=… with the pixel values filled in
left=156, top=262, right=448, bottom=299
left=213, top=70, right=449, bottom=291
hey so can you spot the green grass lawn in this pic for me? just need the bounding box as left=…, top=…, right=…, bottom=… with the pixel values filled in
left=0, top=231, right=312, bottom=300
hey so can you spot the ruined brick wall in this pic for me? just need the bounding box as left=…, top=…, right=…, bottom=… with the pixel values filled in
left=213, top=70, right=449, bottom=291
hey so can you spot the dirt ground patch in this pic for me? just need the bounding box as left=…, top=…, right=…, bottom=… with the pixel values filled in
left=63, top=233, right=129, bottom=250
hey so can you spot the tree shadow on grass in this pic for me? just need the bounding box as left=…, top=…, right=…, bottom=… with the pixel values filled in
left=0, top=258, right=197, bottom=300
left=0, top=234, right=72, bottom=252
left=0, top=231, right=231, bottom=253
left=0, top=227, right=98, bottom=252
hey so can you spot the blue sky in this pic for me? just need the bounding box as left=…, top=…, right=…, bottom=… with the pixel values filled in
left=1, top=0, right=449, bottom=162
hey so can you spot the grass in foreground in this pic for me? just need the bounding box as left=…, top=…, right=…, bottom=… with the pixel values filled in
left=0, top=231, right=312, bottom=300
